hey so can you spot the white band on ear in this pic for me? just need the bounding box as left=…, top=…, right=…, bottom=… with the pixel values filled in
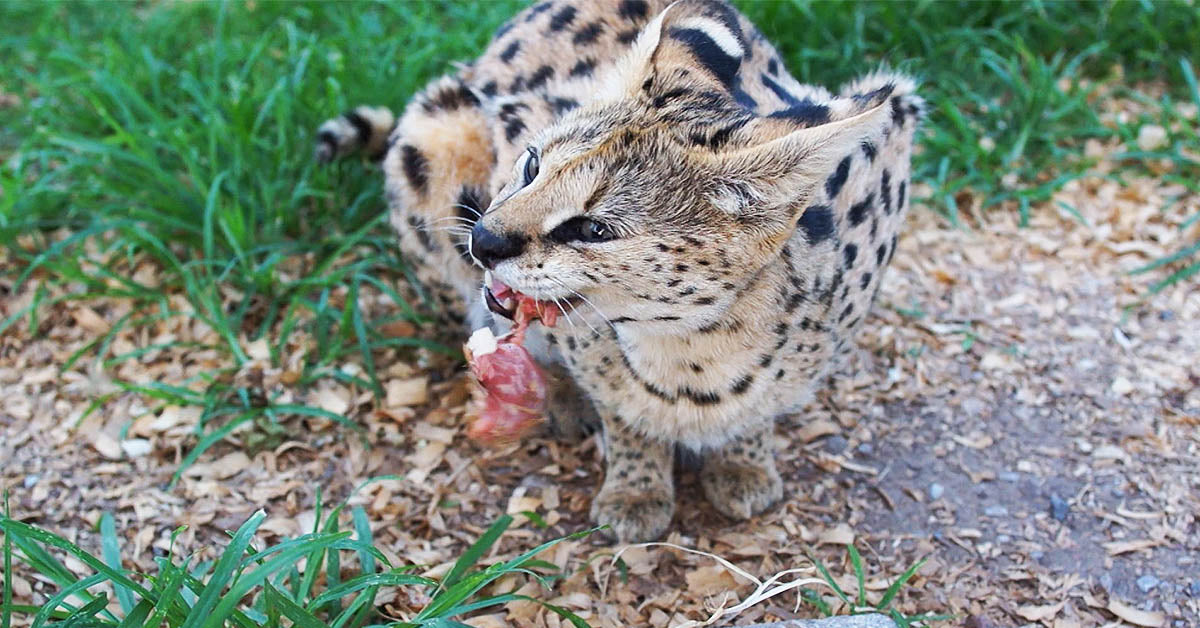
left=671, top=16, right=745, bottom=61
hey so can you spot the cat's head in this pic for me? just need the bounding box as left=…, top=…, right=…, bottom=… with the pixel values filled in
left=472, top=0, right=893, bottom=330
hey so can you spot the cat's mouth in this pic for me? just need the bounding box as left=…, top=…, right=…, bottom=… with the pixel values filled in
left=483, top=273, right=577, bottom=325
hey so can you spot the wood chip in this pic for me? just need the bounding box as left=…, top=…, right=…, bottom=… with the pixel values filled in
left=314, top=385, right=350, bottom=415
left=91, top=432, right=123, bottom=460
left=796, top=419, right=840, bottom=443
left=1016, top=600, right=1063, bottom=622
left=1103, top=538, right=1162, bottom=555
left=1107, top=598, right=1165, bottom=627
left=120, top=438, right=153, bottom=458
left=817, top=523, right=855, bottom=546
left=386, top=377, right=428, bottom=407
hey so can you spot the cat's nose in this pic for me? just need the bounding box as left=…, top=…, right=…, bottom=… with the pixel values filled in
left=470, top=223, right=527, bottom=269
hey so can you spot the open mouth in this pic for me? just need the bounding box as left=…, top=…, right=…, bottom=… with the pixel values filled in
left=483, top=274, right=574, bottom=327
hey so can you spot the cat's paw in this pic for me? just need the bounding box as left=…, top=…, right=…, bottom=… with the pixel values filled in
left=701, top=461, right=783, bottom=520
left=590, top=487, right=674, bottom=543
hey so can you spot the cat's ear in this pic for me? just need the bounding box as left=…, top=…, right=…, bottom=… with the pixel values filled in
left=610, top=0, right=749, bottom=99
left=696, top=99, right=891, bottom=227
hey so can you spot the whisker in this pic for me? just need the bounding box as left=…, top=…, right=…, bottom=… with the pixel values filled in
left=429, top=215, right=477, bottom=226
left=565, top=297, right=599, bottom=336
left=573, top=290, right=614, bottom=332
left=426, top=225, right=474, bottom=235
left=552, top=295, right=582, bottom=336
left=450, top=202, right=483, bottom=218
left=549, top=277, right=607, bottom=335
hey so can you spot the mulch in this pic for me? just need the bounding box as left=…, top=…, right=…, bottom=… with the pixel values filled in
left=2, top=105, right=1198, bottom=627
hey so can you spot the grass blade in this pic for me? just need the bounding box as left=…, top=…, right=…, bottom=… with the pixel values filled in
left=438, top=514, right=511, bottom=592
left=3, top=493, right=11, bottom=628
left=99, top=512, right=136, bottom=615
left=179, top=510, right=267, bottom=628
left=877, top=559, right=926, bottom=610
left=847, top=545, right=866, bottom=608
left=811, top=554, right=851, bottom=607
left=263, top=583, right=327, bottom=628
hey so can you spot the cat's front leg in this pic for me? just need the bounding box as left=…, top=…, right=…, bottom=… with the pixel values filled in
left=700, top=421, right=783, bottom=520
left=590, top=413, right=675, bottom=543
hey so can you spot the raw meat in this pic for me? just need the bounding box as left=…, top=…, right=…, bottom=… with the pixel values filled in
left=463, top=282, right=559, bottom=443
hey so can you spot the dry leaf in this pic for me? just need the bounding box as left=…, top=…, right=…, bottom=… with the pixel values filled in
left=92, top=432, right=123, bottom=460
left=380, top=320, right=417, bottom=338
left=817, top=523, right=855, bottom=546
left=210, top=452, right=252, bottom=479
left=72, top=307, right=110, bottom=334
left=411, top=421, right=455, bottom=444
left=245, top=338, right=271, bottom=361
left=120, top=438, right=152, bottom=458
left=951, top=433, right=994, bottom=449
left=1103, top=538, right=1161, bottom=555
left=797, top=419, right=840, bottom=443
left=1107, top=598, right=1165, bottom=627
left=684, top=565, right=739, bottom=597
left=463, top=615, right=508, bottom=628
left=1016, top=601, right=1064, bottom=621
left=386, top=377, right=428, bottom=407
left=314, top=385, right=350, bottom=415
left=507, top=494, right=541, bottom=515
left=618, top=546, right=659, bottom=576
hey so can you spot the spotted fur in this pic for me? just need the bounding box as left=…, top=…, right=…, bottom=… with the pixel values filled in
left=316, top=0, right=922, bottom=542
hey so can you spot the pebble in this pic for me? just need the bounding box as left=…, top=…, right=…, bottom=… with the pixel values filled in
left=856, top=443, right=874, bottom=455
left=1189, top=580, right=1200, bottom=597
left=1050, top=494, right=1069, bottom=521
left=1100, top=573, right=1113, bottom=591
left=996, top=534, right=1011, bottom=544
left=1136, top=124, right=1168, bottom=151
left=824, top=435, right=848, bottom=454
left=998, top=471, right=1020, bottom=482
left=1136, top=575, right=1160, bottom=593
left=23, top=474, right=40, bottom=489
left=929, top=483, right=945, bottom=500
left=984, top=505, right=1009, bottom=517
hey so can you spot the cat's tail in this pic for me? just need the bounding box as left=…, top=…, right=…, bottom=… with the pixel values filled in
left=314, top=105, right=396, bottom=163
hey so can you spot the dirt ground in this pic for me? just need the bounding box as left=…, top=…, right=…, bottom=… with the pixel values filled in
left=2, top=137, right=1198, bottom=626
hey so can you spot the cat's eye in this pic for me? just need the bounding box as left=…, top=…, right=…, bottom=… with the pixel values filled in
left=522, top=147, right=540, bottom=186
left=549, top=216, right=617, bottom=244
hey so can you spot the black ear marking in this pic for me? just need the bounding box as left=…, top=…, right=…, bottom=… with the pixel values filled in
left=400, top=145, right=429, bottom=194
left=797, top=205, right=834, bottom=244
left=573, top=21, right=604, bottom=45
left=667, top=26, right=741, bottom=88
left=825, top=155, right=852, bottom=198
left=619, top=0, right=649, bottom=21
left=527, top=65, right=555, bottom=90
left=569, top=58, right=597, bottom=77
left=848, top=192, right=875, bottom=227
left=548, top=5, right=577, bottom=32
left=767, top=100, right=831, bottom=126
left=499, top=40, right=520, bottom=63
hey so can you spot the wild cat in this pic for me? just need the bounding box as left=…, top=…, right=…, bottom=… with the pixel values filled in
left=317, top=0, right=921, bottom=541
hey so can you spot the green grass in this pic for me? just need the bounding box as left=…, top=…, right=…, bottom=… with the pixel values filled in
left=1, top=489, right=937, bottom=626
left=1, top=488, right=602, bottom=627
